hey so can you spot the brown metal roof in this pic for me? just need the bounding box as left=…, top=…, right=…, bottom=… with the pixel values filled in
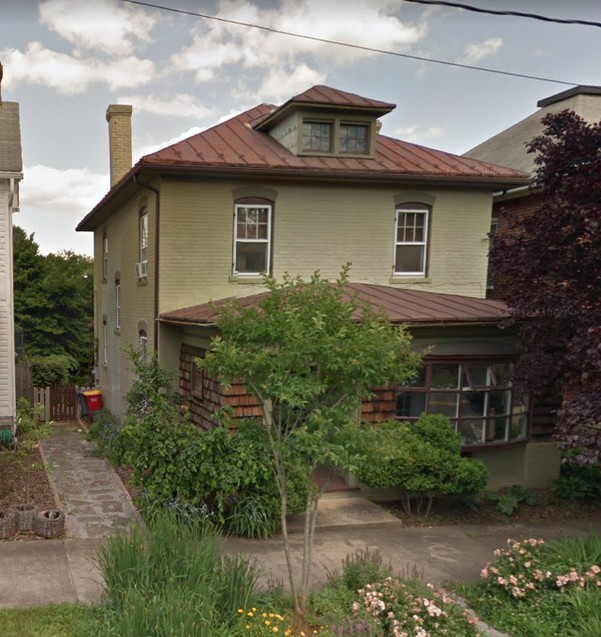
left=77, top=85, right=529, bottom=231
left=159, top=283, right=509, bottom=326
left=255, top=85, right=396, bottom=130
left=139, top=102, right=528, bottom=181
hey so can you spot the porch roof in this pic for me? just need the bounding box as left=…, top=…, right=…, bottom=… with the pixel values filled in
left=159, top=283, right=510, bottom=327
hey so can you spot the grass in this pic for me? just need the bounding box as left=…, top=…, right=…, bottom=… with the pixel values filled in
left=0, top=604, right=97, bottom=637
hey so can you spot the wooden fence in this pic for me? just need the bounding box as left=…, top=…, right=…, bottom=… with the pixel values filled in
left=33, top=384, right=78, bottom=422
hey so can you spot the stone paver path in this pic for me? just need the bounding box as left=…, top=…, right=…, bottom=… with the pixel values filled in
left=40, top=422, right=141, bottom=538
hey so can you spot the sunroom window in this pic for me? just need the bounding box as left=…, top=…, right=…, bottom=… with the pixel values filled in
left=395, top=360, right=528, bottom=446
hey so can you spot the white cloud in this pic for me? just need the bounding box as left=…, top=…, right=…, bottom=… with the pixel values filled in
left=394, top=125, right=445, bottom=143
left=135, top=127, right=206, bottom=160
left=457, top=37, right=503, bottom=66
left=21, top=165, right=109, bottom=214
left=117, top=93, right=213, bottom=119
left=171, top=0, right=427, bottom=81
left=39, top=0, right=157, bottom=56
left=1, top=42, right=155, bottom=93
left=254, top=64, right=326, bottom=102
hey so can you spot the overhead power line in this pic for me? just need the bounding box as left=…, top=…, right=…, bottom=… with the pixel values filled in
left=402, top=0, right=601, bottom=29
left=121, top=0, right=576, bottom=87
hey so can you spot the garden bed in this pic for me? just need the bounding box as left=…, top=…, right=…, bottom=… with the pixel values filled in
left=0, top=446, right=57, bottom=541
left=383, top=489, right=601, bottom=527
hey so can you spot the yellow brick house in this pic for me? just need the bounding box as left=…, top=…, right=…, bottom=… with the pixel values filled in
left=77, top=86, right=559, bottom=488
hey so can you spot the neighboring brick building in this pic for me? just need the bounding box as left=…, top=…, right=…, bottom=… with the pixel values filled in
left=77, top=85, right=565, bottom=488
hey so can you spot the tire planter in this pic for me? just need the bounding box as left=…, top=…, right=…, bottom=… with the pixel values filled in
left=11, top=503, right=37, bottom=532
left=0, top=510, right=17, bottom=539
left=34, top=509, right=65, bottom=539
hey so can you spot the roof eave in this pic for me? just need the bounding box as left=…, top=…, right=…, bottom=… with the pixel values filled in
left=77, top=161, right=529, bottom=231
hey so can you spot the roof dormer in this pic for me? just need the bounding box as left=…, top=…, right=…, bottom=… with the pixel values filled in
left=254, top=85, right=395, bottom=159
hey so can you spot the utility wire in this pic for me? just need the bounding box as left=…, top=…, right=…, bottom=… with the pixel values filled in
left=402, top=0, right=601, bottom=29
left=121, top=0, right=576, bottom=87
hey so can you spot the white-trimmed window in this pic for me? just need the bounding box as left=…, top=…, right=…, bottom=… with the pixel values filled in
left=394, top=203, right=429, bottom=276
left=103, top=321, right=108, bottom=365
left=233, top=202, right=272, bottom=275
left=139, top=210, right=148, bottom=266
left=102, top=234, right=108, bottom=280
left=115, top=281, right=121, bottom=330
left=139, top=330, right=148, bottom=364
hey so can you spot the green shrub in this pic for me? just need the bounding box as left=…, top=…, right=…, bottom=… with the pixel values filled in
left=355, top=415, right=488, bottom=515
left=489, top=485, right=537, bottom=515
left=30, top=354, right=78, bottom=387
left=552, top=462, right=601, bottom=501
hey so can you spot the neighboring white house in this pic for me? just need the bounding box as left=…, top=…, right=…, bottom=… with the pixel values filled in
left=0, top=102, right=23, bottom=436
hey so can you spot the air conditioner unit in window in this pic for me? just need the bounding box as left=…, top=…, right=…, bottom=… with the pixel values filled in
left=135, top=261, right=148, bottom=279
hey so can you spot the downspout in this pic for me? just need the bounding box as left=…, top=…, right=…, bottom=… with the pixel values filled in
left=134, top=175, right=160, bottom=352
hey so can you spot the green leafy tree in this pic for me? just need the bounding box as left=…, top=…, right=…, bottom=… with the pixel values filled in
left=201, top=266, right=422, bottom=615
left=13, top=226, right=93, bottom=383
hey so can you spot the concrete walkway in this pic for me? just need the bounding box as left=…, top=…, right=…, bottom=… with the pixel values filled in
left=1, top=422, right=601, bottom=613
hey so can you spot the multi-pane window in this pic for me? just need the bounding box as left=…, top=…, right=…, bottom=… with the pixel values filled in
left=302, top=121, right=333, bottom=153
left=395, top=360, right=528, bottom=446
left=233, top=203, right=272, bottom=275
left=102, top=234, right=108, bottom=280
left=394, top=204, right=429, bottom=275
left=115, top=281, right=121, bottom=330
left=192, top=364, right=204, bottom=399
left=340, top=123, right=368, bottom=154
left=139, top=210, right=148, bottom=265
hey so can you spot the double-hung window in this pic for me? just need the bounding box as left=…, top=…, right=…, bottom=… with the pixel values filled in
left=102, top=234, right=108, bottom=280
left=115, top=281, right=121, bottom=330
left=139, top=211, right=148, bottom=266
left=394, top=203, right=429, bottom=276
left=233, top=202, right=272, bottom=275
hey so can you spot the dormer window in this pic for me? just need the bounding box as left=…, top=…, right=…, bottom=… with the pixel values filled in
left=340, top=123, right=368, bottom=154
left=299, top=116, right=373, bottom=157
left=302, top=121, right=333, bottom=153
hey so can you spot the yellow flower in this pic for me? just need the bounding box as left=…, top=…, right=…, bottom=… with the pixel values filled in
left=247, top=612, right=254, bottom=617
left=265, top=620, right=271, bottom=625
left=272, top=628, right=279, bottom=633
left=238, top=609, right=244, bottom=613
left=262, top=613, right=268, bottom=618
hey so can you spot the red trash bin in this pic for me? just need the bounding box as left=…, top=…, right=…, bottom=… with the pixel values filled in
left=83, top=389, right=103, bottom=414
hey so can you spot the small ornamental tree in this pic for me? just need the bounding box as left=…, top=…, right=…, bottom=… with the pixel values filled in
left=491, top=110, right=601, bottom=465
left=201, top=266, right=422, bottom=615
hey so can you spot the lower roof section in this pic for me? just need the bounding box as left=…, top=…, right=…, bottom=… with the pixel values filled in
left=159, top=283, right=509, bottom=327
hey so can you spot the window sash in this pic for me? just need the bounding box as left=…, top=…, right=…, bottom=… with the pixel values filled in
left=102, top=236, right=108, bottom=279
left=233, top=204, right=271, bottom=275
left=339, top=123, right=369, bottom=154
left=103, top=323, right=108, bottom=365
left=302, top=121, right=333, bottom=153
left=394, top=206, right=429, bottom=275
left=139, top=212, right=148, bottom=264
left=115, top=283, right=121, bottom=330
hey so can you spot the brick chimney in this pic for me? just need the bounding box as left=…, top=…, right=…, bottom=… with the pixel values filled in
left=106, top=104, right=132, bottom=187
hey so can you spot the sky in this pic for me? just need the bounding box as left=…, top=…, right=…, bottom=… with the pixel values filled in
left=1, top=0, right=600, bottom=257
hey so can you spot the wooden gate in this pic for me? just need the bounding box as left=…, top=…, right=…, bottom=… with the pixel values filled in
left=34, top=385, right=78, bottom=421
